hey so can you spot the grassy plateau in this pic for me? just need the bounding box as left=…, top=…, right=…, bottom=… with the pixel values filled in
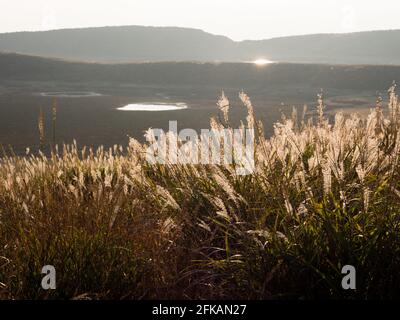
left=1, top=86, right=400, bottom=300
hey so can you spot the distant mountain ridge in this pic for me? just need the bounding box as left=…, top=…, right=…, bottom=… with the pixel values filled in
left=0, top=26, right=400, bottom=65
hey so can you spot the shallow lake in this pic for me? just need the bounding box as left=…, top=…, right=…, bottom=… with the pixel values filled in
left=40, top=92, right=103, bottom=98
left=117, top=103, right=188, bottom=111
left=0, top=83, right=369, bottom=156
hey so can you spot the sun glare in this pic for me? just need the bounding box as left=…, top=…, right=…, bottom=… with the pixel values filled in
left=253, top=59, right=273, bottom=66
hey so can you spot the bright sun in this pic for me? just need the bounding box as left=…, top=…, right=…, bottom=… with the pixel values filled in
left=253, top=59, right=273, bottom=66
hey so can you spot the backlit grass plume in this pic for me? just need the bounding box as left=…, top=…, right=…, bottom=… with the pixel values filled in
left=38, top=106, right=45, bottom=151
left=1, top=86, right=400, bottom=300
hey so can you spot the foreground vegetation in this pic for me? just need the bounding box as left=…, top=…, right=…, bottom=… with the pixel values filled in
left=1, top=86, right=400, bottom=300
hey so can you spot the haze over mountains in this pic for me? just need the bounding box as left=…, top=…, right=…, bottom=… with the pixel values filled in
left=0, top=26, right=400, bottom=65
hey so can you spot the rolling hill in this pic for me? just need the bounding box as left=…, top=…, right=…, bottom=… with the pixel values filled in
left=0, top=26, right=400, bottom=64
left=1, top=52, right=400, bottom=91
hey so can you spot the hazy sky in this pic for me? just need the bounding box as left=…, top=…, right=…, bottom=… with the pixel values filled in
left=0, top=0, right=399, bottom=40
